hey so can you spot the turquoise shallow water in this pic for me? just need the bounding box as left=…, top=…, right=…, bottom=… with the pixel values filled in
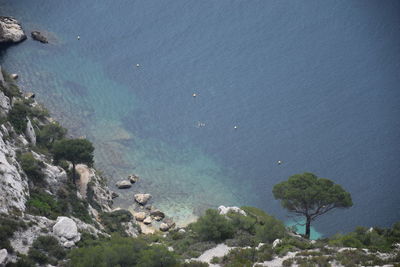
left=1, top=0, right=400, bottom=236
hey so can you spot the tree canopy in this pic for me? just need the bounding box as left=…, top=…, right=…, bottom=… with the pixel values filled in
left=273, top=172, right=352, bottom=239
left=52, top=138, right=94, bottom=184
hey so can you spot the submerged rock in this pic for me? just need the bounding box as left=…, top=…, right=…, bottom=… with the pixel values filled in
left=134, top=193, right=152, bottom=205
left=116, top=180, right=132, bottom=189
left=31, top=31, right=48, bottom=43
left=0, top=16, right=26, bottom=43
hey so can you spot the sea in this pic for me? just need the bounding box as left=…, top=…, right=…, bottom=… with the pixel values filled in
left=1, top=0, right=399, bottom=238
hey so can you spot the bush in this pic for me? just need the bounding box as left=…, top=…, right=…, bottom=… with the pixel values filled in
left=69, top=235, right=178, bottom=267
left=28, top=235, right=66, bottom=265
left=221, top=248, right=255, bottom=267
left=8, top=102, right=29, bottom=133
left=0, top=69, right=22, bottom=98
left=17, top=152, right=45, bottom=183
left=57, top=182, right=92, bottom=223
left=0, top=215, right=27, bottom=253
left=240, top=206, right=286, bottom=243
left=99, top=209, right=133, bottom=236
left=26, top=191, right=61, bottom=219
left=182, top=261, right=209, bottom=267
left=191, top=209, right=234, bottom=242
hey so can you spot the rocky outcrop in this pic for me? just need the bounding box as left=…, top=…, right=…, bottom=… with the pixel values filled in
left=0, top=17, right=26, bottom=44
left=25, top=118, right=36, bottom=145
left=0, top=249, right=7, bottom=265
left=116, top=180, right=131, bottom=189
left=218, top=205, right=246, bottom=216
left=0, top=125, right=29, bottom=214
left=134, top=193, right=152, bottom=205
left=31, top=31, right=48, bottom=43
left=0, top=91, right=11, bottom=114
left=52, top=217, right=81, bottom=248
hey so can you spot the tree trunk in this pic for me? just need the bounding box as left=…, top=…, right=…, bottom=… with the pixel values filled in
left=72, top=162, right=76, bottom=185
left=305, top=215, right=311, bottom=239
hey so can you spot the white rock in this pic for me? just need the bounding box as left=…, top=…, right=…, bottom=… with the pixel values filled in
left=0, top=17, right=27, bottom=43
left=178, top=228, right=186, bottom=234
left=218, top=205, right=246, bottom=216
left=63, top=241, right=75, bottom=248
left=0, top=249, right=8, bottom=265
left=143, top=217, right=152, bottom=225
left=53, top=217, right=80, bottom=242
left=159, top=223, right=170, bottom=232
left=0, top=90, right=11, bottom=113
left=272, top=239, right=282, bottom=248
left=25, top=118, right=36, bottom=145
left=134, top=212, right=146, bottom=222
left=134, top=193, right=152, bottom=205
left=256, top=243, right=266, bottom=250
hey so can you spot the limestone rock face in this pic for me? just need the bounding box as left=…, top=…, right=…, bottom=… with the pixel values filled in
left=116, top=180, right=132, bottom=189
left=134, top=193, right=152, bottom=205
left=218, top=205, right=247, bottom=216
left=0, top=249, right=8, bottom=265
left=25, top=118, right=36, bottom=145
left=0, top=91, right=11, bottom=114
left=272, top=239, right=282, bottom=248
left=0, top=127, right=29, bottom=213
left=52, top=217, right=81, bottom=247
left=0, top=17, right=26, bottom=43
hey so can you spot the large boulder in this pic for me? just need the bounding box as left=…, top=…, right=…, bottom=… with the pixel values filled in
left=31, top=31, right=48, bottom=43
left=0, top=17, right=26, bottom=43
left=116, top=180, right=132, bottom=189
left=218, top=205, right=246, bottom=216
left=150, top=209, right=165, bottom=221
left=134, top=193, right=152, bottom=205
left=159, top=219, right=175, bottom=232
left=52, top=217, right=81, bottom=247
left=0, top=249, right=8, bottom=265
left=143, top=217, right=152, bottom=225
left=134, top=212, right=146, bottom=222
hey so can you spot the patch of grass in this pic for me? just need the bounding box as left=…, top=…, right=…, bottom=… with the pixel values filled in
left=99, top=209, right=133, bottom=236
left=26, top=191, right=61, bottom=219
left=27, top=235, right=66, bottom=265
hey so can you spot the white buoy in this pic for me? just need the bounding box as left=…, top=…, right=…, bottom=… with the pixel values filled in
left=277, top=160, right=282, bottom=165
left=77, top=35, right=80, bottom=40
left=136, top=64, right=140, bottom=68
left=233, top=125, right=238, bottom=129
left=192, top=93, right=197, bottom=97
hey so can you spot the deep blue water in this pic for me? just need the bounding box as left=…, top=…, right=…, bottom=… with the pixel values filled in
left=1, top=0, right=399, bottom=236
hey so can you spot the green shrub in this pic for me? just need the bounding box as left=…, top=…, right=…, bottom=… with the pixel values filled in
left=99, top=209, right=133, bottom=236
left=8, top=102, right=29, bottom=134
left=137, top=245, right=179, bottom=267
left=26, top=191, right=60, bottom=219
left=17, top=152, right=45, bottom=183
left=57, top=182, right=92, bottom=223
left=0, top=215, right=27, bottom=253
left=221, top=248, right=255, bottom=267
left=240, top=206, right=286, bottom=243
left=28, top=235, right=66, bottom=265
left=0, top=69, right=22, bottom=98
left=69, top=235, right=178, bottom=267
left=191, top=209, right=234, bottom=242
